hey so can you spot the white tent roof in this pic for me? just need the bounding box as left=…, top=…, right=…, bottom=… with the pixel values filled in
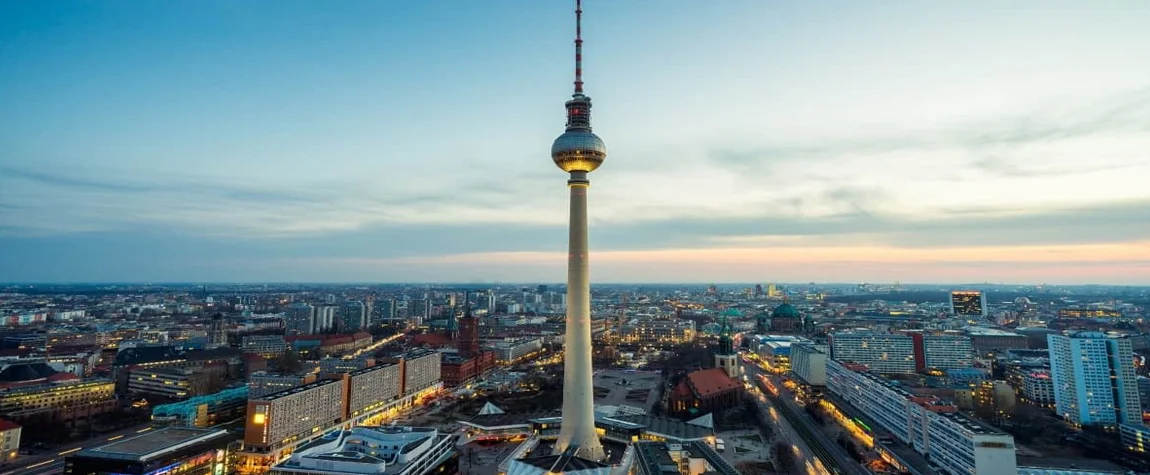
left=478, top=402, right=505, bottom=415
left=686, top=413, right=713, bottom=429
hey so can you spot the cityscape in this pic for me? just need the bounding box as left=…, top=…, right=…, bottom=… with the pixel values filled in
left=2, top=2, right=1149, bottom=475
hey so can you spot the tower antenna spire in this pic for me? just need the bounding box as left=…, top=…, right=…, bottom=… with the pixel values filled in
left=574, top=0, right=584, bottom=95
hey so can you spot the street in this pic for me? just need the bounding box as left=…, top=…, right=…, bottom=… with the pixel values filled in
left=744, top=361, right=870, bottom=475
left=0, top=423, right=155, bottom=475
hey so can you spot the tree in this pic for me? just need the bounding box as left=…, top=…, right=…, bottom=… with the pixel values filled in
left=272, top=350, right=303, bottom=373
left=772, top=442, right=796, bottom=474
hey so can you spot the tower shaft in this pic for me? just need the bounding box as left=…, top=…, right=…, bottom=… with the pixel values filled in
left=555, top=171, right=604, bottom=460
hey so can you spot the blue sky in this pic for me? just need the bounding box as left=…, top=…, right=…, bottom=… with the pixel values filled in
left=2, top=1, right=1148, bottom=284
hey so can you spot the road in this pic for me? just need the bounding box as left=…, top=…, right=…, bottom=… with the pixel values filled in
left=744, top=363, right=870, bottom=475
left=0, top=423, right=155, bottom=475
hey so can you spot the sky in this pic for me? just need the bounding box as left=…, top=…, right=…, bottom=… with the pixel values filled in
left=1, top=1, right=1149, bottom=285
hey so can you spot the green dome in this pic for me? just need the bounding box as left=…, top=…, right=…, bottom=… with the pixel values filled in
left=772, top=303, right=801, bottom=319
left=720, top=308, right=743, bottom=317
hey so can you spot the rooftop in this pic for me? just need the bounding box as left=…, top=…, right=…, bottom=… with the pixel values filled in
left=77, top=427, right=230, bottom=461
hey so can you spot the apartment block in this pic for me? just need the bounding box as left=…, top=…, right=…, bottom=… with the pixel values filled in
left=827, top=359, right=1017, bottom=475
left=245, top=379, right=346, bottom=450
left=830, top=331, right=916, bottom=374
left=1048, top=332, right=1141, bottom=427
left=790, top=343, right=828, bottom=386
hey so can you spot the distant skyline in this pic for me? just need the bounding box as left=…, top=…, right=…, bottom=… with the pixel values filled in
left=2, top=1, right=1148, bottom=284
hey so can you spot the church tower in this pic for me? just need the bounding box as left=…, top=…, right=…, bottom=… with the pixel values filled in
left=715, top=315, right=741, bottom=379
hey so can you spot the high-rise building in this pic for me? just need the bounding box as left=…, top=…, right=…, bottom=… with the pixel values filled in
left=339, top=300, right=367, bottom=332
left=315, top=306, right=336, bottom=332
left=1048, top=331, right=1141, bottom=427
left=830, top=331, right=916, bottom=374
left=284, top=304, right=316, bottom=335
left=550, top=0, right=607, bottom=461
left=791, top=343, right=828, bottom=386
left=950, top=291, right=988, bottom=317
left=910, top=333, right=974, bottom=372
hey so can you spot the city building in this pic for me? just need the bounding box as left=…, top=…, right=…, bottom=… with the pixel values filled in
left=64, top=427, right=233, bottom=475
left=245, top=379, right=347, bottom=451
left=827, top=360, right=1018, bottom=475
left=342, top=363, right=402, bottom=419
left=249, top=372, right=318, bottom=398
left=391, top=349, right=441, bottom=397
left=0, top=419, right=20, bottom=461
left=1021, top=370, right=1056, bottom=406
left=151, top=385, right=249, bottom=428
left=1048, top=332, right=1141, bottom=427
left=950, top=291, right=988, bottom=317
left=269, top=426, right=455, bottom=475
left=619, top=319, right=696, bottom=347
left=285, top=304, right=317, bottom=336
left=630, top=441, right=739, bottom=475
left=965, top=327, right=1029, bottom=352
left=340, top=301, right=367, bottom=332
left=0, top=378, right=117, bottom=427
left=320, top=356, right=374, bottom=374
left=1120, top=423, right=1150, bottom=455
left=790, top=343, right=828, bottom=386
left=490, top=337, right=544, bottom=364
left=242, top=336, right=288, bottom=359
left=127, top=363, right=229, bottom=399
left=830, top=331, right=916, bottom=374
left=914, top=334, right=973, bottom=372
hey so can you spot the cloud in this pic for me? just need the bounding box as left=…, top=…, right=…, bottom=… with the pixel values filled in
left=708, top=86, right=1150, bottom=178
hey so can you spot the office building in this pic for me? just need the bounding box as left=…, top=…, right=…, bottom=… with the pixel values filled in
left=965, top=327, right=1028, bottom=352
left=629, top=441, right=740, bottom=475
left=270, top=426, right=454, bottom=475
left=791, top=343, right=828, bottom=386
left=830, top=331, right=916, bottom=374
left=619, top=319, right=697, bottom=347
left=340, top=301, right=367, bottom=332
left=950, top=291, right=988, bottom=317
left=490, top=337, right=543, bottom=363
left=241, top=336, right=288, bottom=359
left=0, top=378, right=117, bottom=426
left=151, top=386, right=249, bottom=428
left=127, top=363, right=228, bottom=399
left=1048, top=332, right=1141, bottom=427
left=320, top=356, right=374, bottom=374
left=248, top=372, right=317, bottom=398
left=64, top=427, right=232, bottom=475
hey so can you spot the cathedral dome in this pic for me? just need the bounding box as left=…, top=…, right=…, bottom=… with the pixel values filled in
left=772, top=303, right=801, bottom=319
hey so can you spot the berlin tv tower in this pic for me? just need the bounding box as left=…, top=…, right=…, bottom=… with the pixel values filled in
left=551, top=0, right=606, bottom=461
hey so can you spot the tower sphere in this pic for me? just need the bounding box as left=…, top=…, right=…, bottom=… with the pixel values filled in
left=552, top=129, right=606, bottom=173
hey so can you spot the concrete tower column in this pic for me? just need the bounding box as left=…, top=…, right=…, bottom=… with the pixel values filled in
left=556, top=170, right=604, bottom=460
